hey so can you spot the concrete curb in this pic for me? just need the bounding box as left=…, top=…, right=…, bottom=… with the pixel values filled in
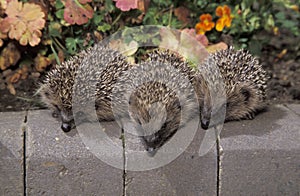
left=0, top=111, right=25, bottom=195
left=220, top=105, right=300, bottom=195
left=0, top=104, right=299, bottom=195
left=26, top=110, right=123, bottom=195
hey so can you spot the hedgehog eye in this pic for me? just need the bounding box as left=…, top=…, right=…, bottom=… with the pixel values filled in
left=44, top=91, right=50, bottom=97
left=52, top=104, right=60, bottom=118
left=241, top=88, right=251, bottom=102
left=52, top=111, right=59, bottom=118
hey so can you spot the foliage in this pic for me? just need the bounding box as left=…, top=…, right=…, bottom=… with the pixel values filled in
left=0, top=0, right=299, bottom=94
left=63, top=0, right=94, bottom=25
left=113, top=0, right=138, bottom=11
left=0, top=0, right=45, bottom=46
left=189, top=0, right=300, bottom=53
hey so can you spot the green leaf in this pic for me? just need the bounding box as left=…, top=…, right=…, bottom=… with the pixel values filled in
left=55, top=0, right=64, bottom=9
left=152, top=0, right=172, bottom=7
left=49, top=28, right=61, bottom=38
left=93, top=13, right=104, bottom=25
left=249, top=16, right=260, bottom=29
left=282, top=20, right=296, bottom=28
left=49, top=22, right=62, bottom=38
left=275, top=12, right=285, bottom=20
left=264, top=14, right=275, bottom=30
left=65, top=37, right=83, bottom=55
left=50, top=43, right=60, bottom=65
left=239, top=38, right=248, bottom=43
left=161, top=14, right=169, bottom=25
left=195, top=0, right=209, bottom=8
left=55, top=9, right=64, bottom=19
left=143, top=7, right=158, bottom=25
left=97, top=24, right=111, bottom=32
left=152, top=37, right=161, bottom=46
left=105, top=0, right=115, bottom=12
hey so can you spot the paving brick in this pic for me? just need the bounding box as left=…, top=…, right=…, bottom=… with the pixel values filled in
left=124, top=118, right=218, bottom=195
left=220, top=105, right=300, bottom=195
left=2, top=103, right=297, bottom=195
left=26, top=110, right=124, bottom=195
left=0, top=111, right=25, bottom=195
left=285, top=104, right=300, bottom=116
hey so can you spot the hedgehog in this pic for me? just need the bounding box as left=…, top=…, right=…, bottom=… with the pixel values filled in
left=199, top=46, right=268, bottom=129
left=111, top=49, right=202, bottom=153
left=131, top=47, right=268, bottom=133
left=39, top=44, right=132, bottom=132
left=39, top=45, right=268, bottom=154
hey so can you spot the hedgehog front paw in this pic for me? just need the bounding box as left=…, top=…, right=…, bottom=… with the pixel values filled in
left=245, top=112, right=255, bottom=120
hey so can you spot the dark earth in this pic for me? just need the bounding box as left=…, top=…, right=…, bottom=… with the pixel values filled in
left=0, top=30, right=299, bottom=112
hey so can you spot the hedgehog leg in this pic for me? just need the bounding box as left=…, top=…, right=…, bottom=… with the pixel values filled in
left=246, top=111, right=255, bottom=120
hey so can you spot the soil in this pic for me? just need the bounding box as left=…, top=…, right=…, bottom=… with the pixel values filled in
left=261, top=30, right=300, bottom=105
left=0, top=31, right=299, bottom=112
left=0, top=77, right=45, bottom=112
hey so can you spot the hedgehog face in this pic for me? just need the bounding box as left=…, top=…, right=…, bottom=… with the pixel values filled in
left=39, top=88, right=92, bottom=132
left=129, top=99, right=172, bottom=154
left=128, top=89, right=181, bottom=155
left=199, top=92, right=226, bottom=130
left=39, top=84, right=76, bottom=132
left=60, top=109, right=75, bottom=132
left=141, top=108, right=179, bottom=155
left=199, top=83, right=262, bottom=129
left=140, top=118, right=180, bottom=156
left=199, top=47, right=268, bottom=129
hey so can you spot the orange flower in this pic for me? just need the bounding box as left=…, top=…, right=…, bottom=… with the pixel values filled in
left=215, top=5, right=233, bottom=31
left=289, top=5, right=299, bottom=12
left=195, top=14, right=215, bottom=35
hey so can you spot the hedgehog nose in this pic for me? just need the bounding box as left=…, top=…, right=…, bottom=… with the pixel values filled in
left=201, top=119, right=210, bottom=130
left=61, top=123, right=72, bottom=132
left=146, top=147, right=157, bottom=157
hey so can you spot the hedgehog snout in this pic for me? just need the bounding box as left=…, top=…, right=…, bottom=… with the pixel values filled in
left=60, top=118, right=76, bottom=132
left=142, top=135, right=159, bottom=156
left=200, top=103, right=212, bottom=130
left=201, top=118, right=210, bottom=130
left=61, top=122, right=72, bottom=132
left=60, top=111, right=75, bottom=132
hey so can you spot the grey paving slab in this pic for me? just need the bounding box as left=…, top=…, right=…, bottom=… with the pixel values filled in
left=26, top=110, right=124, bottom=195
left=285, top=104, right=300, bottom=116
left=220, top=105, right=300, bottom=195
left=124, top=118, right=218, bottom=196
left=0, top=111, right=25, bottom=196
left=2, top=103, right=298, bottom=195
